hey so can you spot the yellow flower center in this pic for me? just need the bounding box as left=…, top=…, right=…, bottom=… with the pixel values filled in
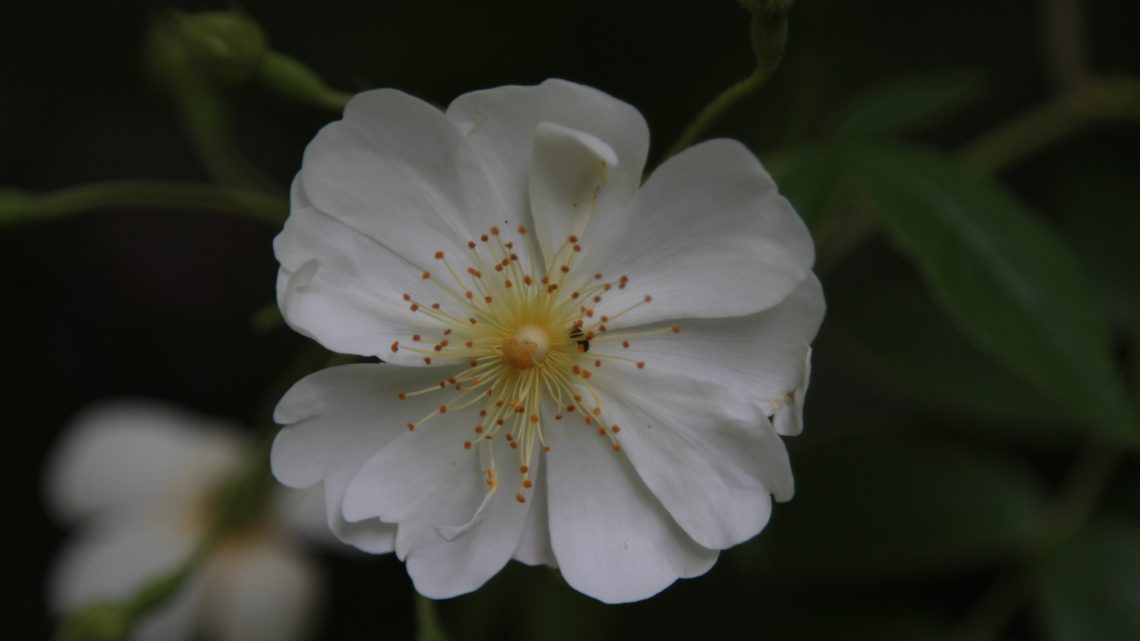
left=389, top=225, right=680, bottom=503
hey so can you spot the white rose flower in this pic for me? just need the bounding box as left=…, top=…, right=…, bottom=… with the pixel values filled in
left=271, top=79, right=824, bottom=603
left=46, top=401, right=324, bottom=641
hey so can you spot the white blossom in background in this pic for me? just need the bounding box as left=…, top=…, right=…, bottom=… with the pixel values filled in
left=45, top=401, right=326, bottom=641
left=271, top=79, right=824, bottom=603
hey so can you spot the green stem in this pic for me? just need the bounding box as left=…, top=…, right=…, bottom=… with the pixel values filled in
left=0, top=181, right=287, bottom=227
left=1042, top=0, right=1090, bottom=91
left=959, top=75, right=1140, bottom=175
left=662, top=71, right=767, bottom=161
left=257, top=51, right=352, bottom=113
left=415, top=596, right=452, bottom=641
left=660, top=7, right=790, bottom=161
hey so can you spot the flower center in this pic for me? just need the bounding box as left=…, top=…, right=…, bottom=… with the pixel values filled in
left=502, top=324, right=550, bottom=370
left=390, top=225, right=681, bottom=504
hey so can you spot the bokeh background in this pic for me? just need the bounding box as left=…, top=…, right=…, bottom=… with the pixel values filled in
left=7, top=0, right=1140, bottom=639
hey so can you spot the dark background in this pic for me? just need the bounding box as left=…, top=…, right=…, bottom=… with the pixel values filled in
left=6, top=1, right=1140, bottom=639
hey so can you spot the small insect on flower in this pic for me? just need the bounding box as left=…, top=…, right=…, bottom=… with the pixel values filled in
left=570, top=326, right=590, bottom=353
left=270, top=79, right=824, bottom=603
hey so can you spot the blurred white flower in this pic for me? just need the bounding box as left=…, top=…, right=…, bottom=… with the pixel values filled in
left=271, top=79, right=824, bottom=603
left=45, top=401, right=325, bottom=641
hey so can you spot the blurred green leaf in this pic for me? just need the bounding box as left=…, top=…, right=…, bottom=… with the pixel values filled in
left=834, top=72, right=982, bottom=140
left=850, top=145, right=1139, bottom=443
left=1035, top=519, right=1140, bottom=641
left=768, top=606, right=950, bottom=641
left=1046, top=155, right=1140, bottom=329
left=830, top=268, right=1078, bottom=432
left=739, top=434, right=1044, bottom=583
left=769, top=145, right=848, bottom=234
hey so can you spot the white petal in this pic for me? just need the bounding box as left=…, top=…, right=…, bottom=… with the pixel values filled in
left=45, top=401, right=242, bottom=523
left=545, top=412, right=717, bottom=603
left=512, top=461, right=555, bottom=567
left=274, top=182, right=452, bottom=363
left=528, top=122, right=619, bottom=266
left=343, top=414, right=533, bottom=598
left=447, top=79, right=649, bottom=236
left=593, top=368, right=790, bottom=551
left=580, top=139, right=815, bottom=326
left=614, top=273, right=824, bottom=437
left=200, top=540, right=322, bottom=641
left=48, top=510, right=202, bottom=641
left=271, top=363, right=455, bottom=552
left=300, top=89, right=505, bottom=263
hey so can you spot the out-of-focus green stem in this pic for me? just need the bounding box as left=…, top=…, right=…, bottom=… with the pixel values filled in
left=663, top=71, right=768, bottom=161
left=415, top=596, right=452, bottom=641
left=959, top=76, right=1140, bottom=174
left=257, top=50, right=352, bottom=113
left=660, top=7, right=789, bottom=161
left=0, top=181, right=287, bottom=227
left=1042, top=0, right=1090, bottom=91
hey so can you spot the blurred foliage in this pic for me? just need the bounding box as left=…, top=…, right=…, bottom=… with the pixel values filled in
left=7, top=0, right=1140, bottom=640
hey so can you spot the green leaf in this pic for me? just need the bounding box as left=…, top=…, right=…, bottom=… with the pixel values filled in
left=768, top=606, right=950, bottom=641
left=1035, top=519, right=1140, bottom=641
left=834, top=71, right=982, bottom=140
left=830, top=267, right=1078, bottom=433
left=850, top=145, right=1139, bottom=443
left=1046, top=154, right=1140, bottom=329
left=768, top=145, right=847, bottom=234
left=738, top=434, right=1044, bottom=583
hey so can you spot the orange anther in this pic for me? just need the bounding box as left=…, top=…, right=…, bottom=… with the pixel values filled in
left=391, top=341, right=399, bottom=353
left=612, top=444, right=622, bottom=453
left=412, top=334, right=422, bottom=341
left=543, top=446, right=551, bottom=453
left=438, top=404, right=448, bottom=414
left=397, top=392, right=407, bottom=400
left=622, top=340, right=630, bottom=348
left=523, top=479, right=534, bottom=489
left=464, top=441, right=472, bottom=449
left=490, top=226, right=500, bottom=235
left=672, top=325, right=682, bottom=333
left=517, top=225, right=527, bottom=234
left=434, top=251, right=444, bottom=260
left=516, top=493, right=526, bottom=503
left=403, top=293, right=411, bottom=301
left=423, top=357, right=432, bottom=364
left=612, top=425, right=621, bottom=434
left=407, top=423, right=416, bottom=431
left=568, top=234, right=579, bottom=243
left=520, top=465, right=529, bottom=474
left=636, top=361, right=645, bottom=369
left=422, top=271, right=431, bottom=279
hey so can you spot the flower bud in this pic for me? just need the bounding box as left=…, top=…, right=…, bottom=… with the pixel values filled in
left=175, top=11, right=267, bottom=85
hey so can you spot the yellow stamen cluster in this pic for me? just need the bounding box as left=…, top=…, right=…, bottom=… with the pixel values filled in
left=392, top=225, right=680, bottom=503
